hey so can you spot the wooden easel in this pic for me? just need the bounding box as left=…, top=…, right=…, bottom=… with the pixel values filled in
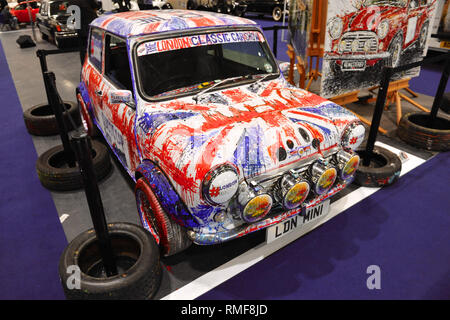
left=329, top=90, right=388, bottom=135
left=305, top=0, right=327, bottom=91
left=286, top=0, right=327, bottom=90
left=367, top=78, right=429, bottom=125
left=286, top=44, right=306, bottom=88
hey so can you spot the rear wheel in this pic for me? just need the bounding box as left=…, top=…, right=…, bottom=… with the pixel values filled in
left=387, top=34, right=402, bottom=68
left=135, top=178, right=192, bottom=257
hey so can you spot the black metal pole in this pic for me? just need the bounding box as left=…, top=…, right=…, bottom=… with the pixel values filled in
left=70, top=130, right=118, bottom=277
left=363, top=67, right=393, bottom=166
left=273, top=26, right=278, bottom=58
left=428, top=57, right=450, bottom=127
left=44, top=71, right=76, bottom=167
left=37, top=50, right=52, bottom=106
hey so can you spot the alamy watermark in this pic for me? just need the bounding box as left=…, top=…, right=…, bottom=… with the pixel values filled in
left=66, top=5, right=81, bottom=30
left=66, top=265, right=81, bottom=290
left=366, top=265, right=381, bottom=290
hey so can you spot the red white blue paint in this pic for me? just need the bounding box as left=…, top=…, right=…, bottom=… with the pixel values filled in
left=79, top=10, right=365, bottom=246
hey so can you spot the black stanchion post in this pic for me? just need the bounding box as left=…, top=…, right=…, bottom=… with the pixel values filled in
left=71, top=130, right=118, bottom=277
left=43, top=71, right=76, bottom=167
left=429, top=57, right=450, bottom=127
left=363, top=66, right=393, bottom=166
left=273, top=26, right=278, bottom=58
left=37, top=50, right=52, bottom=106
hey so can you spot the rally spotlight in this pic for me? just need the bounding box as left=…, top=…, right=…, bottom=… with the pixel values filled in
left=310, top=160, right=337, bottom=195
left=238, top=181, right=273, bottom=223
left=336, top=150, right=360, bottom=180
left=278, top=172, right=310, bottom=210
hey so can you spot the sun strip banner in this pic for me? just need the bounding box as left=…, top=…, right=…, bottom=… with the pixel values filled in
left=137, top=31, right=265, bottom=56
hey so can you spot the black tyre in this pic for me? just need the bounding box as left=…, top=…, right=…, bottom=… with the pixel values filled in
left=23, top=101, right=81, bottom=136
left=59, top=222, right=162, bottom=300
left=398, top=112, right=450, bottom=151
left=272, top=6, right=282, bottom=21
left=55, top=36, right=64, bottom=49
left=36, top=140, right=112, bottom=191
left=417, top=21, right=429, bottom=51
left=354, top=146, right=402, bottom=188
left=387, top=33, right=402, bottom=68
left=135, top=178, right=192, bottom=257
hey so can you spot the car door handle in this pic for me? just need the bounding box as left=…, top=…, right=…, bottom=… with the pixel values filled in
left=95, top=90, right=103, bottom=96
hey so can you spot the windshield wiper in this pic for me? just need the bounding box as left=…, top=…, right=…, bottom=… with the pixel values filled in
left=192, top=75, right=252, bottom=103
left=253, top=72, right=279, bottom=85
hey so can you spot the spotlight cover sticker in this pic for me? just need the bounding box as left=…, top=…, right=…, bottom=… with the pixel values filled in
left=137, top=31, right=265, bottom=56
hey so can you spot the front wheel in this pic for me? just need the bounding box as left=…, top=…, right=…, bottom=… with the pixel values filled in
left=417, top=22, right=429, bottom=51
left=272, top=6, right=282, bottom=21
left=387, top=34, right=403, bottom=68
left=135, top=178, right=192, bottom=257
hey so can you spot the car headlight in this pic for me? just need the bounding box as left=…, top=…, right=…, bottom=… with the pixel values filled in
left=310, top=160, right=337, bottom=195
left=278, top=172, right=310, bottom=210
left=238, top=182, right=273, bottom=223
left=336, top=150, right=360, bottom=181
left=377, top=20, right=389, bottom=40
left=202, top=164, right=239, bottom=205
left=329, top=17, right=343, bottom=40
left=341, top=121, right=365, bottom=150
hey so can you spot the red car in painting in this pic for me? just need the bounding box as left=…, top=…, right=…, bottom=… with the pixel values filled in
left=325, top=0, right=436, bottom=72
left=10, top=1, right=40, bottom=23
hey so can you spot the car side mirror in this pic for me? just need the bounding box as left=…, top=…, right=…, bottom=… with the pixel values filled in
left=108, top=90, right=135, bottom=108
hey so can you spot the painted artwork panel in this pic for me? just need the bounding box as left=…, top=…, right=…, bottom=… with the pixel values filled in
left=320, top=0, right=439, bottom=98
left=288, top=0, right=313, bottom=60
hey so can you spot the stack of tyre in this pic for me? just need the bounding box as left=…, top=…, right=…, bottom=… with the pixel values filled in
left=23, top=98, right=162, bottom=300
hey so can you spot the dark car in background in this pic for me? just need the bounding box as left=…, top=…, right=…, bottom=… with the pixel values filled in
left=187, top=0, right=247, bottom=16
left=36, top=0, right=78, bottom=48
left=241, top=0, right=287, bottom=21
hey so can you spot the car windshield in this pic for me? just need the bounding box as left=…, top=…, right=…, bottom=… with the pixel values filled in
left=135, top=30, right=279, bottom=99
left=363, top=0, right=407, bottom=7
left=50, top=1, right=69, bottom=15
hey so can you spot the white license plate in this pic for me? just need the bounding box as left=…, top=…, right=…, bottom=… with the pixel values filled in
left=266, top=200, right=330, bottom=244
left=342, top=60, right=366, bottom=71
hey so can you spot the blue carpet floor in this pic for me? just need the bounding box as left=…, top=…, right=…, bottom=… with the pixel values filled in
left=198, top=152, right=450, bottom=299
left=0, top=40, right=67, bottom=299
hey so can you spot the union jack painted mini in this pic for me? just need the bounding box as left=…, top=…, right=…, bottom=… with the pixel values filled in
left=77, top=9, right=365, bottom=256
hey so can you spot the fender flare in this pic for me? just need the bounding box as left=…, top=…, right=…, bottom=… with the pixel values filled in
left=135, top=160, right=201, bottom=229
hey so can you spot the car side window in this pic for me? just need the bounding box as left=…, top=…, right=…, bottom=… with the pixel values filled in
left=89, top=29, right=103, bottom=72
left=104, top=34, right=133, bottom=91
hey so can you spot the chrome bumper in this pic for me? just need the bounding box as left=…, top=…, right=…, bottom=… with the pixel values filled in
left=187, top=180, right=350, bottom=245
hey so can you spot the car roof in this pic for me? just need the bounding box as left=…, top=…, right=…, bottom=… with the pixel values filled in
left=90, top=10, right=259, bottom=39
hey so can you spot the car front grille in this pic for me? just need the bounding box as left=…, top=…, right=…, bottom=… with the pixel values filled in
left=339, top=31, right=378, bottom=54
